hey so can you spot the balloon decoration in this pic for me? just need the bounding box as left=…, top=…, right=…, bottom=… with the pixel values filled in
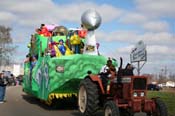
left=78, top=30, right=87, bottom=38
left=45, top=24, right=58, bottom=31
left=37, top=27, right=52, bottom=37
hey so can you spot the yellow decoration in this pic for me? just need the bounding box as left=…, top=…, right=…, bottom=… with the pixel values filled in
left=45, top=99, right=52, bottom=106
left=48, top=93, right=77, bottom=100
left=65, top=45, right=73, bottom=55
left=27, top=43, right=31, bottom=48
left=53, top=45, right=62, bottom=57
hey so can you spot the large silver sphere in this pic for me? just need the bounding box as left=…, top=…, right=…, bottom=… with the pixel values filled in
left=81, top=9, right=102, bottom=31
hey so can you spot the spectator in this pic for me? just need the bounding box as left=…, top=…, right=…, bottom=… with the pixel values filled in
left=0, top=73, right=8, bottom=103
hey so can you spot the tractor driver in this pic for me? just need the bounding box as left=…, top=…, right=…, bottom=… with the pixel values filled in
left=99, top=58, right=117, bottom=92
left=100, top=58, right=117, bottom=78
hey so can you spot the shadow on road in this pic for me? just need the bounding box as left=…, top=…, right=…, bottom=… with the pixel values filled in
left=22, top=94, right=78, bottom=111
left=71, top=111, right=104, bottom=116
left=22, top=94, right=104, bottom=116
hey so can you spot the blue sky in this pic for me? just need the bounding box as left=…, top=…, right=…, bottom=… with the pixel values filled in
left=0, top=0, right=175, bottom=74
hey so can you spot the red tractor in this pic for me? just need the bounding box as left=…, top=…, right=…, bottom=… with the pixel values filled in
left=78, top=58, right=168, bottom=116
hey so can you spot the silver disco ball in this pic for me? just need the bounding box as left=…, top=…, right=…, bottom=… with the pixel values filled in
left=81, top=9, right=102, bottom=31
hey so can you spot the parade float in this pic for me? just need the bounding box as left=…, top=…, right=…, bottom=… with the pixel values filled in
left=22, top=10, right=117, bottom=105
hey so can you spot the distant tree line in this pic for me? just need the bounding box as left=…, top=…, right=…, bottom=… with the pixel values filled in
left=169, top=73, right=175, bottom=82
left=151, top=72, right=175, bottom=84
left=0, top=25, right=16, bottom=66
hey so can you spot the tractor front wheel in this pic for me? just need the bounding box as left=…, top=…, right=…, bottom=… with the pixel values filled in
left=78, top=78, right=100, bottom=116
left=147, top=99, right=168, bottom=116
left=104, top=101, right=120, bottom=116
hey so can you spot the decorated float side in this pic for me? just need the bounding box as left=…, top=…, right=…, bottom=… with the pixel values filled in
left=23, top=10, right=117, bottom=105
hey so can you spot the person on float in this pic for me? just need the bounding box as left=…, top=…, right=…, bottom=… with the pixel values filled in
left=58, top=39, right=66, bottom=55
left=70, top=31, right=81, bottom=54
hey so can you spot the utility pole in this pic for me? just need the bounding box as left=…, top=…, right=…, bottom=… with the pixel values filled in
left=164, top=66, right=168, bottom=79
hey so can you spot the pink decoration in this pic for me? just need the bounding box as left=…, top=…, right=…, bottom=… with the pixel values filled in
left=45, top=24, right=58, bottom=31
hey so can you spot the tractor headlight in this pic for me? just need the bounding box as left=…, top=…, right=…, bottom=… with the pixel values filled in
left=140, top=92, right=145, bottom=97
left=133, top=92, right=138, bottom=97
left=56, top=66, right=64, bottom=73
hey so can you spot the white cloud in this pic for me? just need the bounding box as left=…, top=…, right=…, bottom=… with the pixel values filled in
left=143, top=45, right=175, bottom=74
left=0, top=1, right=123, bottom=27
left=115, top=45, right=175, bottom=57
left=118, top=10, right=171, bottom=33
left=135, top=0, right=175, bottom=18
left=139, top=32, right=174, bottom=46
left=97, top=31, right=174, bottom=46
left=97, top=30, right=140, bottom=43
left=116, top=45, right=134, bottom=54
left=0, top=11, right=17, bottom=25
left=147, top=45, right=175, bottom=55
left=118, top=1, right=173, bottom=34
left=142, top=21, right=170, bottom=32
left=119, top=12, right=148, bottom=24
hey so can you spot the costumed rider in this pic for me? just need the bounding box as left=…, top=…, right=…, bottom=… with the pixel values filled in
left=99, top=58, right=117, bottom=92
left=58, top=39, right=66, bottom=55
left=70, top=31, right=81, bottom=54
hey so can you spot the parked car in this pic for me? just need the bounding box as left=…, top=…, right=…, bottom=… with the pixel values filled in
left=147, top=84, right=161, bottom=91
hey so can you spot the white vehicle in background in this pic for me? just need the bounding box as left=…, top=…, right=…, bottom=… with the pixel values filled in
left=166, top=81, right=175, bottom=88
left=158, top=83, right=166, bottom=88
left=159, top=81, right=175, bottom=88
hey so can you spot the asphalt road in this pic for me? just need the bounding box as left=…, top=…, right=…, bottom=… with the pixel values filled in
left=0, top=86, right=81, bottom=116
left=0, top=86, right=145, bottom=116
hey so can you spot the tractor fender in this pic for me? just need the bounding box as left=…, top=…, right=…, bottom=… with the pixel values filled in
left=143, top=99, right=156, bottom=113
left=85, top=75, right=105, bottom=94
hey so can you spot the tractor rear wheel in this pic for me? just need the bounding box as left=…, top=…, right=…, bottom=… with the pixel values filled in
left=78, top=78, right=100, bottom=116
left=147, top=99, right=168, bottom=116
left=104, top=101, right=120, bottom=116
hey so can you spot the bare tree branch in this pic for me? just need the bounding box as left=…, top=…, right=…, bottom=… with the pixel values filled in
left=0, top=25, right=16, bottom=66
